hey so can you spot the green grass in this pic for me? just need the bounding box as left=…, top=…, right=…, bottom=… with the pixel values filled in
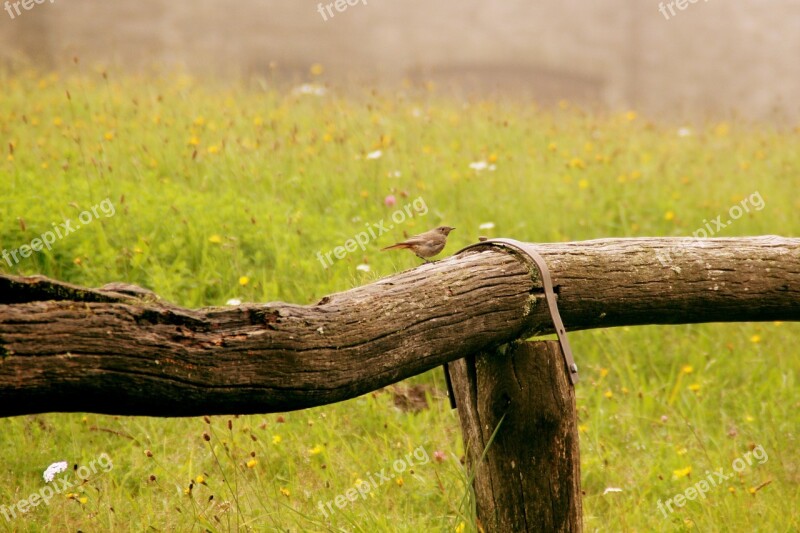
left=0, top=66, right=798, bottom=531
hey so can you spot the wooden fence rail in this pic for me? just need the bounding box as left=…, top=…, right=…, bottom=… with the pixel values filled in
left=1, top=235, right=798, bottom=531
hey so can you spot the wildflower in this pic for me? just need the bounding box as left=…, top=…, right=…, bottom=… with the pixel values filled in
left=247, top=459, right=258, bottom=468
left=677, top=127, right=693, bottom=137
left=356, top=264, right=371, bottom=273
left=43, top=461, right=68, bottom=483
left=578, top=179, right=589, bottom=189
left=433, top=450, right=446, bottom=462
left=568, top=157, right=585, bottom=169
left=208, top=234, right=222, bottom=244
left=238, top=276, right=250, bottom=286
left=292, top=84, right=327, bottom=96
left=478, top=222, right=495, bottom=230
left=195, top=475, right=205, bottom=484
left=681, top=365, right=693, bottom=374
left=366, top=150, right=383, bottom=160
left=688, top=383, right=701, bottom=392
left=279, top=487, right=290, bottom=496
left=673, top=466, right=692, bottom=479
left=664, top=211, right=675, bottom=221
left=207, top=145, right=220, bottom=154
left=395, top=477, right=404, bottom=487
left=625, top=111, right=637, bottom=121
left=603, top=487, right=623, bottom=495
left=103, top=131, right=114, bottom=141
left=309, top=63, right=324, bottom=76
left=749, top=334, right=761, bottom=343
left=226, top=298, right=242, bottom=306
left=469, top=161, right=496, bottom=172
left=308, top=444, right=324, bottom=455
left=384, top=194, right=396, bottom=206
left=603, top=390, right=613, bottom=399
left=272, top=435, right=282, bottom=445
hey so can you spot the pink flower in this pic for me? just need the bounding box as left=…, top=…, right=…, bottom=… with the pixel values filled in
left=384, top=195, right=396, bottom=207
left=433, top=450, right=446, bottom=463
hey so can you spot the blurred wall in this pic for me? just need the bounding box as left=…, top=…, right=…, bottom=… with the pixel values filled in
left=2, top=0, right=799, bottom=121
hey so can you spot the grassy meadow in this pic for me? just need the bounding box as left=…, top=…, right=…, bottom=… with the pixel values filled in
left=0, top=66, right=798, bottom=531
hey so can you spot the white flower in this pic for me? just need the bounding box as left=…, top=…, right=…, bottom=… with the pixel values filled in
left=292, top=84, right=327, bottom=96
left=478, top=222, right=495, bottom=230
left=603, top=487, right=623, bottom=495
left=225, top=298, right=242, bottom=306
left=366, top=150, right=383, bottom=160
left=43, top=461, right=68, bottom=483
left=356, top=264, right=371, bottom=272
left=469, top=161, right=496, bottom=172
left=677, top=127, right=692, bottom=137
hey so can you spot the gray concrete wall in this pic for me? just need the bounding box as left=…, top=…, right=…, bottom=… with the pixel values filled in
left=2, top=0, right=799, bottom=121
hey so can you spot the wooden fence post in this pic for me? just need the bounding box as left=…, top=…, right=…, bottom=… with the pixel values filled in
left=448, top=341, right=582, bottom=532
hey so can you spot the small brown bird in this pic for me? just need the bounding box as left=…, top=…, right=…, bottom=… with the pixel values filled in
left=381, top=226, right=455, bottom=262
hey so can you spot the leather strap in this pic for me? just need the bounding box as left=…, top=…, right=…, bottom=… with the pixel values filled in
left=443, top=238, right=579, bottom=408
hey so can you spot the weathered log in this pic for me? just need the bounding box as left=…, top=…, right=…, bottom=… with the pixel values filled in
left=0, top=236, right=797, bottom=417
left=448, top=341, right=581, bottom=532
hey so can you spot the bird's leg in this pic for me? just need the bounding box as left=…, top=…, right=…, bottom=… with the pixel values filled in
left=416, top=254, right=432, bottom=263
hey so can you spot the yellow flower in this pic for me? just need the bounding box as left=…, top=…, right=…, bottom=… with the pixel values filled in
left=599, top=368, right=609, bottom=378
left=569, top=157, right=586, bottom=169
left=208, top=234, right=222, bottom=244
left=395, top=477, right=404, bottom=486
left=239, top=276, right=250, bottom=286
left=309, top=444, right=324, bottom=455
left=195, top=475, right=205, bottom=484
left=673, top=466, right=692, bottom=479
left=749, top=334, right=761, bottom=343
left=547, top=142, right=558, bottom=152
left=104, top=131, right=114, bottom=141
left=455, top=522, right=466, bottom=533
left=188, top=136, right=200, bottom=146
left=603, top=390, right=613, bottom=399
left=247, top=459, right=258, bottom=468
left=664, top=211, right=675, bottom=221
left=280, top=487, right=290, bottom=497
left=487, top=152, right=498, bottom=163
left=253, top=116, right=263, bottom=126
left=193, top=116, right=206, bottom=127
left=688, top=383, right=701, bottom=392
left=360, top=190, right=369, bottom=198
left=681, top=365, right=693, bottom=374
left=578, top=424, right=589, bottom=433
left=309, top=63, right=324, bottom=76
left=625, top=111, right=637, bottom=121
left=207, top=145, right=220, bottom=154
left=578, top=179, right=589, bottom=189
left=78, top=497, right=88, bottom=504
left=53, top=117, right=63, bottom=126
left=272, top=435, right=281, bottom=445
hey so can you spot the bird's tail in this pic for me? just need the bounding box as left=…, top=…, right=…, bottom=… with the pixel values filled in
left=380, top=243, right=412, bottom=251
